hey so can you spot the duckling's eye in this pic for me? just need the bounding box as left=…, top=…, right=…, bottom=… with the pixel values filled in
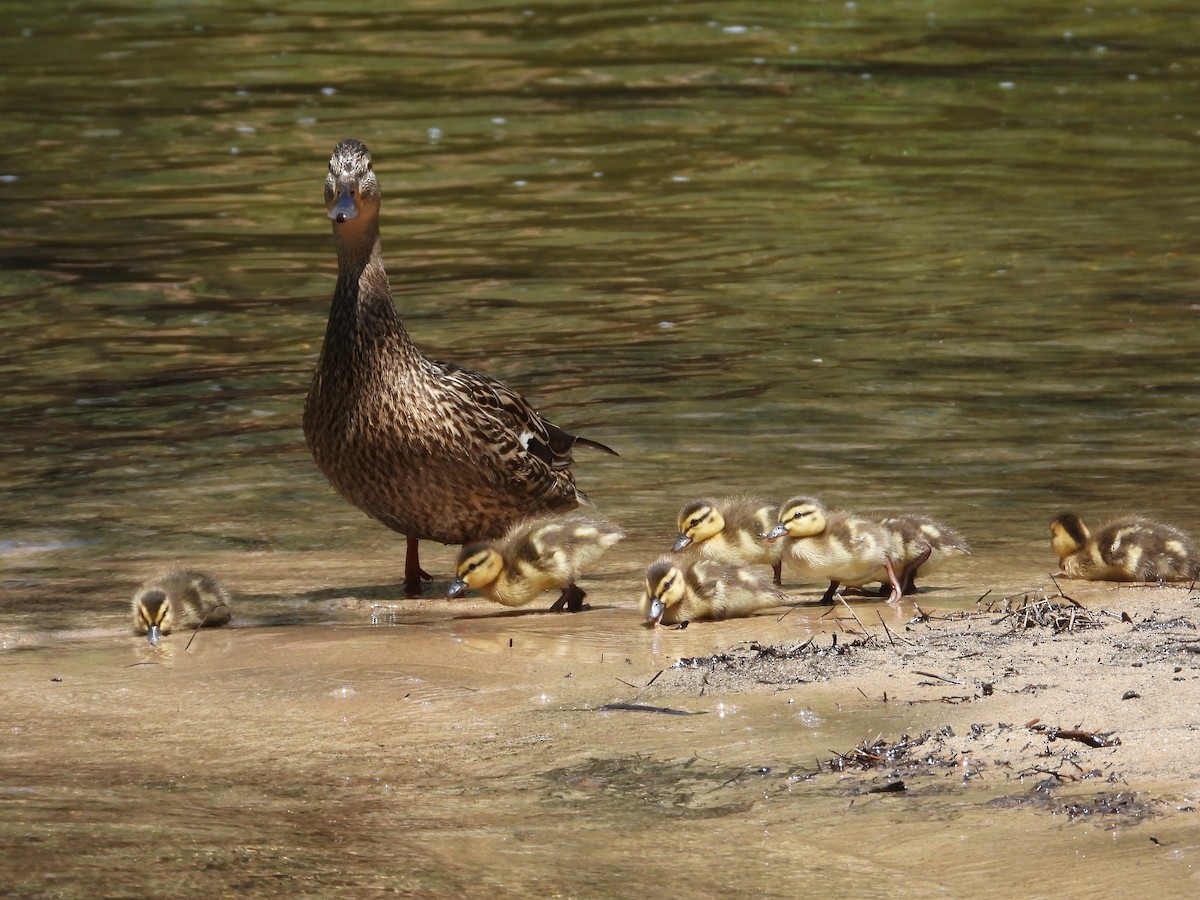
left=689, top=517, right=703, bottom=528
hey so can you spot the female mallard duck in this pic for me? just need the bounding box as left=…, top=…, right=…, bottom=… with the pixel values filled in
left=303, top=139, right=617, bottom=596
left=672, top=496, right=783, bottom=585
left=1050, top=513, right=1200, bottom=582
left=878, top=513, right=970, bottom=595
left=764, top=497, right=903, bottom=603
left=131, top=570, right=232, bottom=646
left=642, top=554, right=791, bottom=626
left=446, top=511, right=624, bottom=611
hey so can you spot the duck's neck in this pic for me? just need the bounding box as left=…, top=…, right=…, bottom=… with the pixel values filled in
left=325, top=220, right=419, bottom=360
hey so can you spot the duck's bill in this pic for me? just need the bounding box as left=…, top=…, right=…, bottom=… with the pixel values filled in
left=146, top=625, right=162, bottom=647
left=446, top=578, right=468, bottom=599
left=646, top=598, right=665, bottom=626
left=327, top=184, right=359, bottom=223
left=763, top=525, right=787, bottom=542
left=672, top=534, right=693, bottom=552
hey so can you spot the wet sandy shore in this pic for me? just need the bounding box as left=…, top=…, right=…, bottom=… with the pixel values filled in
left=2, top=551, right=1199, bottom=897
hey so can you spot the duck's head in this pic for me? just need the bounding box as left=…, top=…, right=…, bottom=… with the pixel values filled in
left=133, top=589, right=172, bottom=646
left=642, top=558, right=686, bottom=626
left=447, top=544, right=505, bottom=598
left=1049, top=513, right=1089, bottom=559
left=325, top=139, right=380, bottom=226
left=764, top=497, right=827, bottom=542
left=674, top=500, right=724, bottom=551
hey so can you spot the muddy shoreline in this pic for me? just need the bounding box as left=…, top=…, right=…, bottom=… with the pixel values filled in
left=2, top=560, right=1199, bottom=896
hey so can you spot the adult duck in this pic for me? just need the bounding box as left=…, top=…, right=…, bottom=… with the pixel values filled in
left=304, top=139, right=616, bottom=594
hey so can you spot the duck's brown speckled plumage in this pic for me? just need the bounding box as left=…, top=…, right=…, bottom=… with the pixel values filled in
left=303, top=140, right=615, bottom=593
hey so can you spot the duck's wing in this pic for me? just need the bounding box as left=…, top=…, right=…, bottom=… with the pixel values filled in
left=439, top=363, right=618, bottom=471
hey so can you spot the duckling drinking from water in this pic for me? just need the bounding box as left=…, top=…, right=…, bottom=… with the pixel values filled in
left=1050, top=513, right=1200, bottom=582
left=765, top=497, right=903, bottom=603
left=672, top=495, right=783, bottom=585
left=132, top=570, right=233, bottom=646
left=641, top=554, right=791, bottom=626
left=447, top=511, right=624, bottom=612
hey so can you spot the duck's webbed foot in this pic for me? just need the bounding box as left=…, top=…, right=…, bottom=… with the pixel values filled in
left=549, top=583, right=588, bottom=613
left=820, top=581, right=840, bottom=604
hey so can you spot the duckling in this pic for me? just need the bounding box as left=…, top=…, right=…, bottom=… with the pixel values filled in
left=303, top=139, right=617, bottom=597
left=1050, top=513, right=1200, bottom=582
left=131, top=570, right=232, bottom=646
left=641, top=554, right=791, bottom=626
left=673, top=496, right=783, bottom=584
left=878, top=514, right=970, bottom=595
left=446, top=511, right=624, bottom=611
left=764, top=497, right=903, bottom=603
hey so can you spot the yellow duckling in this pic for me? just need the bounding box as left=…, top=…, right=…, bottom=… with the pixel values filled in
left=764, top=497, right=902, bottom=603
left=131, top=570, right=232, bottom=646
left=303, top=140, right=616, bottom=597
left=447, top=512, right=624, bottom=611
left=879, top=513, right=970, bottom=595
left=672, top=495, right=783, bottom=585
left=641, top=554, right=791, bottom=626
left=1050, top=513, right=1200, bottom=582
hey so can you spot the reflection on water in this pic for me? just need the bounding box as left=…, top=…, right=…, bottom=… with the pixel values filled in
left=1, top=0, right=1199, bottom=894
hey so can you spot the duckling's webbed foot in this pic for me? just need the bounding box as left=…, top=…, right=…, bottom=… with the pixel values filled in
left=549, top=583, right=588, bottom=613
left=820, top=581, right=840, bottom=604
left=402, top=536, right=433, bottom=597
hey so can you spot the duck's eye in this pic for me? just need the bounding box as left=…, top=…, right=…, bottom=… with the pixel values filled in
left=689, top=517, right=703, bottom=528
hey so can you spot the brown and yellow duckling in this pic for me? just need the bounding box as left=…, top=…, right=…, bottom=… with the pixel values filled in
left=303, top=139, right=617, bottom=596
left=672, top=495, right=783, bottom=585
left=765, top=497, right=903, bottom=603
left=641, top=553, right=791, bottom=626
left=447, top=511, right=625, bottom=612
left=131, top=570, right=232, bottom=646
left=1050, top=513, right=1200, bottom=582
left=879, top=513, right=970, bottom=595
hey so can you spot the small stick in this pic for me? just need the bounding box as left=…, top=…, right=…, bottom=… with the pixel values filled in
left=836, top=595, right=868, bottom=634
left=875, top=610, right=896, bottom=647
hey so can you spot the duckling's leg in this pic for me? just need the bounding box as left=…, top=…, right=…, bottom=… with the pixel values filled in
left=772, top=560, right=783, bottom=586
left=899, top=545, right=931, bottom=596
left=549, top=583, right=588, bottom=613
left=820, top=580, right=840, bottom=604
left=881, top=558, right=903, bottom=604
left=403, top=536, right=433, bottom=597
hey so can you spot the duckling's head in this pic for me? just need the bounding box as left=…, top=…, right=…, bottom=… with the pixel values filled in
left=447, top=544, right=505, bottom=598
left=673, top=500, right=725, bottom=552
left=325, top=139, right=380, bottom=226
left=642, top=558, right=687, bottom=626
left=133, top=589, right=172, bottom=646
left=1049, top=513, right=1090, bottom=560
left=764, top=497, right=827, bottom=542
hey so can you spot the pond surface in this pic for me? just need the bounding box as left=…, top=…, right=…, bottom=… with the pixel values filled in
left=1, top=0, right=1199, bottom=894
